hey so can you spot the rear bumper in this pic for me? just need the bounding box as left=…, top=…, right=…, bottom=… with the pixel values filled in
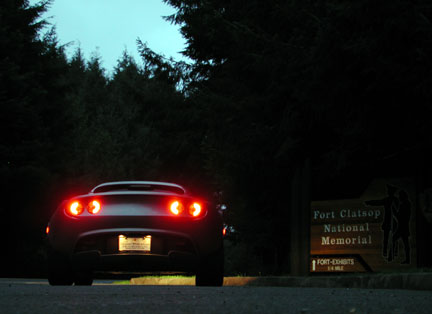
left=72, top=250, right=199, bottom=272
left=49, top=213, right=223, bottom=258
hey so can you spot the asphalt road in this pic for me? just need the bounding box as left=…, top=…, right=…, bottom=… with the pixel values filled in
left=1, top=279, right=431, bottom=314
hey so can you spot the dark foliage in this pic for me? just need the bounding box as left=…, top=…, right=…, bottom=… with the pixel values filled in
left=1, top=0, right=432, bottom=276
left=0, top=0, right=207, bottom=276
left=165, top=0, right=432, bottom=273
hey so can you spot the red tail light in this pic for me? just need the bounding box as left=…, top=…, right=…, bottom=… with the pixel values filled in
left=189, top=202, right=202, bottom=217
left=170, top=201, right=183, bottom=215
left=46, top=225, right=50, bottom=234
left=169, top=200, right=205, bottom=217
left=68, top=201, right=84, bottom=216
left=88, top=200, right=101, bottom=214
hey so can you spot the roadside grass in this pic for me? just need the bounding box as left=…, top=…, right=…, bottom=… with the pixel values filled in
left=112, top=268, right=432, bottom=284
left=113, top=280, right=131, bottom=285
left=113, top=275, right=194, bottom=285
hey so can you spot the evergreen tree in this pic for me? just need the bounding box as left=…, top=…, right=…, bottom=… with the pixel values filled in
left=0, top=0, right=50, bottom=170
left=0, top=0, right=67, bottom=275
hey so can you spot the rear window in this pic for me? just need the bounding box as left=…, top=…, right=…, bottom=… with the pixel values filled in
left=93, top=184, right=185, bottom=195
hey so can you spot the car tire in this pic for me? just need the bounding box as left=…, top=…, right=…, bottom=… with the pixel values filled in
left=195, top=246, right=224, bottom=286
left=74, top=270, right=94, bottom=286
left=47, top=248, right=74, bottom=286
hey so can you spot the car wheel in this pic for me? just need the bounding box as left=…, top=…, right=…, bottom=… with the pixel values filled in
left=195, top=246, right=224, bottom=286
left=47, top=248, right=74, bottom=286
left=74, top=270, right=93, bottom=286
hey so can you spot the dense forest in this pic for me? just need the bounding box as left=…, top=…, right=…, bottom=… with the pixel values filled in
left=1, top=0, right=432, bottom=276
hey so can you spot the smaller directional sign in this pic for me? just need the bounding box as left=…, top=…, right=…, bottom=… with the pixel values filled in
left=310, top=256, right=368, bottom=272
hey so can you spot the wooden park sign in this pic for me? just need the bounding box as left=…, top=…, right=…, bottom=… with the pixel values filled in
left=310, top=178, right=416, bottom=272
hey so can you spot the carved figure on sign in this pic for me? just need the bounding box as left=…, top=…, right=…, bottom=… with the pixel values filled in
left=365, top=185, right=411, bottom=264
left=365, top=185, right=399, bottom=260
left=391, top=190, right=411, bottom=264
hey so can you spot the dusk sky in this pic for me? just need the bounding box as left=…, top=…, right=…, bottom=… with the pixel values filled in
left=29, top=0, right=187, bottom=72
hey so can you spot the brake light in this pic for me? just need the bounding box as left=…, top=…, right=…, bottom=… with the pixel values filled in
left=68, top=201, right=84, bottom=216
left=46, top=225, right=50, bottom=234
left=88, top=200, right=101, bottom=214
left=169, top=200, right=205, bottom=217
left=170, top=201, right=183, bottom=215
left=189, top=202, right=202, bottom=217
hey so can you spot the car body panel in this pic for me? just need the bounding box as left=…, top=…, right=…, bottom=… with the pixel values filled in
left=47, top=181, right=223, bottom=274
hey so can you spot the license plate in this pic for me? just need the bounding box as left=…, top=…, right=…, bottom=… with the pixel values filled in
left=118, top=235, right=151, bottom=252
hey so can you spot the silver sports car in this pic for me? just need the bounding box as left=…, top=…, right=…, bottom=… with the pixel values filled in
left=46, top=181, right=224, bottom=286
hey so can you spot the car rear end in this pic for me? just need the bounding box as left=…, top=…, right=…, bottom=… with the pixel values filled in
left=46, top=183, right=223, bottom=286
